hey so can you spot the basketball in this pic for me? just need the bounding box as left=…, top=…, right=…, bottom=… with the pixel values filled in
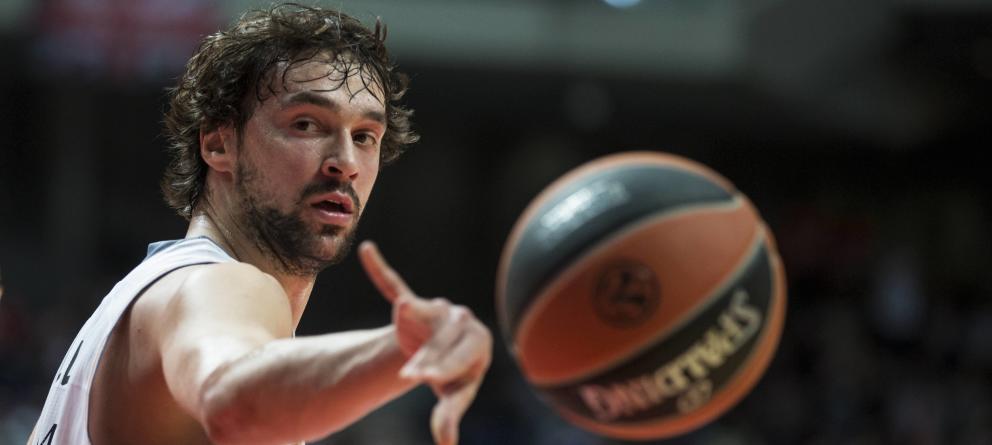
left=495, top=151, right=787, bottom=440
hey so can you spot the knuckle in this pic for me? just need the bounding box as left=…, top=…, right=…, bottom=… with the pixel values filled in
left=468, top=315, right=489, bottom=336
left=450, top=305, right=470, bottom=322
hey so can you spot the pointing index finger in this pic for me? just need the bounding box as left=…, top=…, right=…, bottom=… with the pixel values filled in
left=359, top=240, right=414, bottom=304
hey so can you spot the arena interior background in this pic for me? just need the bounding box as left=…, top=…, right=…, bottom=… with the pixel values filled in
left=1, top=0, right=990, bottom=444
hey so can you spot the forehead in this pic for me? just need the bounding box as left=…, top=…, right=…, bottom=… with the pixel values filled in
left=264, top=53, right=386, bottom=107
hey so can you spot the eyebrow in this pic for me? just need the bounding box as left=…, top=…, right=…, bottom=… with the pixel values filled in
left=283, top=91, right=387, bottom=125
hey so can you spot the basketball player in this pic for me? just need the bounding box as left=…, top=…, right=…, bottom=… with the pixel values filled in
left=29, top=4, right=492, bottom=445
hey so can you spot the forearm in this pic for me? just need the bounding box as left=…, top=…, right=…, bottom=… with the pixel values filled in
left=201, top=325, right=414, bottom=445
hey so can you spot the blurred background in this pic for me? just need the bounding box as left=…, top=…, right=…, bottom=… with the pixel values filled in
left=2, top=0, right=991, bottom=444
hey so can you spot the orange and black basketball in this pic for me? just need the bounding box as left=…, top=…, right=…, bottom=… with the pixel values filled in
left=495, top=151, right=787, bottom=440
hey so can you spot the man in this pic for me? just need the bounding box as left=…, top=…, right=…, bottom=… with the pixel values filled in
left=30, top=4, right=492, bottom=445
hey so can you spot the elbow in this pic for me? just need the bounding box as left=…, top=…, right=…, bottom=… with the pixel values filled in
left=202, top=400, right=244, bottom=445
left=199, top=370, right=255, bottom=445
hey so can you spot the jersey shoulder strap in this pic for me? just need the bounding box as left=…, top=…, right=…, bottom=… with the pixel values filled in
left=33, top=237, right=234, bottom=445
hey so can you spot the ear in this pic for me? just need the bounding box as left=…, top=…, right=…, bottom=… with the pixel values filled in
left=199, top=125, right=238, bottom=174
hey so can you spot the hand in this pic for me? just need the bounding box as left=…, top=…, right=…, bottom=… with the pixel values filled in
left=358, top=241, right=493, bottom=445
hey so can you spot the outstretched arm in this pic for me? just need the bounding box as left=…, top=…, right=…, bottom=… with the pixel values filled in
left=152, top=243, right=491, bottom=445
left=152, top=261, right=415, bottom=445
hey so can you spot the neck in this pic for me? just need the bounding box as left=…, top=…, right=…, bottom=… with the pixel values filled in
left=186, top=206, right=314, bottom=328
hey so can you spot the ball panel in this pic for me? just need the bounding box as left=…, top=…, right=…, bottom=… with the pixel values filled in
left=499, top=163, right=735, bottom=345
left=541, top=237, right=774, bottom=412
left=495, top=151, right=788, bottom=441
left=539, top=234, right=786, bottom=440
left=515, top=197, right=760, bottom=385
left=497, top=152, right=738, bottom=345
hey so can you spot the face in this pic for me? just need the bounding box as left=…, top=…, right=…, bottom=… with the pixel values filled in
left=232, top=55, right=386, bottom=276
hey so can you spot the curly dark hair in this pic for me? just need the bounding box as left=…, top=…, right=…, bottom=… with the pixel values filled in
left=161, top=3, right=418, bottom=219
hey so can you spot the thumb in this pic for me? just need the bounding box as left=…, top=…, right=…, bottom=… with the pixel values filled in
left=431, top=397, right=460, bottom=445
left=429, top=380, right=481, bottom=445
left=431, top=400, right=458, bottom=445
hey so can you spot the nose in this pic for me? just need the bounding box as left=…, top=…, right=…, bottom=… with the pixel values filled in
left=321, top=139, right=360, bottom=180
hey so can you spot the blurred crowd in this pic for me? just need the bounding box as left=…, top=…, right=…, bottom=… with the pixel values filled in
left=2, top=0, right=991, bottom=444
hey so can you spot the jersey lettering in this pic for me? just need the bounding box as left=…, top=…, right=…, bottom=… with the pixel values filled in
left=61, top=340, right=83, bottom=385
left=38, top=423, right=56, bottom=445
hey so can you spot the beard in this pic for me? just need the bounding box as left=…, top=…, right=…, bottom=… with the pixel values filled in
left=235, top=162, right=362, bottom=277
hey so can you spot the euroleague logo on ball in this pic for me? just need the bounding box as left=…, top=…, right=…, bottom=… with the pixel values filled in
left=593, top=260, right=660, bottom=328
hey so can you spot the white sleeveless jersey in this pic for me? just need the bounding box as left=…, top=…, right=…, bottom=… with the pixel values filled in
left=34, top=237, right=235, bottom=445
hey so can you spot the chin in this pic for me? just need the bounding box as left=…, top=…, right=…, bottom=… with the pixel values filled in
left=311, top=226, right=356, bottom=263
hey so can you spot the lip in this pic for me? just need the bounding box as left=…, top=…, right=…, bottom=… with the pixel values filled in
left=308, top=191, right=355, bottom=213
left=310, top=206, right=353, bottom=227
left=308, top=191, right=355, bottom=227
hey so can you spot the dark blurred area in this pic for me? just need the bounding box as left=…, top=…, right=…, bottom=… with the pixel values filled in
left=2, top=0, right=991, bottom=444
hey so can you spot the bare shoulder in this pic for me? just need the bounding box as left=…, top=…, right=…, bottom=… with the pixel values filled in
left=135, top=262, right=293, bottom=344
left=180, top=262, right=285, bottom=301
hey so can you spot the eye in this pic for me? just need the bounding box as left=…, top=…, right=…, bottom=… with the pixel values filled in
left=353, top=131, right=379, bottom=147
left=291, top=119, right=319, bottom=133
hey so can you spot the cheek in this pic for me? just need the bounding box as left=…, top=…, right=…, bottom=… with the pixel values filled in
left=256, top=144, right=322, bottom=182
left=241, top=154, right=312, bottom=208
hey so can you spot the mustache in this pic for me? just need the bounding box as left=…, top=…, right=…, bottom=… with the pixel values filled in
left=299, top=180, right=362, bottom=214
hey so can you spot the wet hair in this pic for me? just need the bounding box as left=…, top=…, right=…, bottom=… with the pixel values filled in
left=161, top=3, right=418, bottom=219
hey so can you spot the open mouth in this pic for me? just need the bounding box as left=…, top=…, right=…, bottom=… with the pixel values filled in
left=313, top=200, right=350, bottom=214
